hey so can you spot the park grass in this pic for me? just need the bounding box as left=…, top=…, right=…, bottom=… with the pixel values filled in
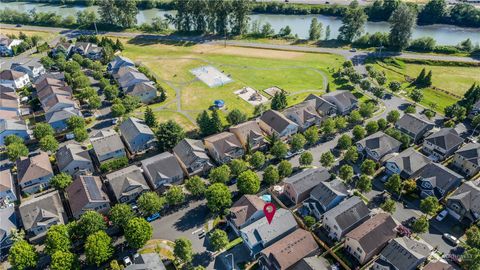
left=1, top=28, right=56, bottom=42
left=153, top=111, right=197, bottom=131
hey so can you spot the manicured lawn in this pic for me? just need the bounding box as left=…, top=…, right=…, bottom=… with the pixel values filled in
left=153, top=111, right=197, bottom=131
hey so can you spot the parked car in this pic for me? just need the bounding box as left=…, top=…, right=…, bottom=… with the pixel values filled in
left=380, top=174, right=389, bottom=183
left=436, top=210, right=448, bottom=221
left=285, top=149, right=305, bottom=159
left=146, top=212, right=161, bottom=222
left=65, top=133, right=75, bottom=140
left=443, top=233, right=459, bottom=245
left=123, top=256, right=132, bottom=266
left=83, top=111, right=93, bottom=117
left=350, top=48, right=357, bottom=52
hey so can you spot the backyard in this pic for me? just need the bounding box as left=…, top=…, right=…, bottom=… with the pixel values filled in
left=118, top=37, right=345, bottom=131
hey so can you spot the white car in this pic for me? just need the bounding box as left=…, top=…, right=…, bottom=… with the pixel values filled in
left=443, top=233, right=459, bottom=246
left=123, top=256, right=132, bottom=266
left=436, top=210, right=448, bottom=221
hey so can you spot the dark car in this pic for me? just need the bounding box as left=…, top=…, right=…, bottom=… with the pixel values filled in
left=16, top=24, right=22, bottom=27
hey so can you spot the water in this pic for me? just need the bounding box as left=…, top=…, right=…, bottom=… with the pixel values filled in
left=1, top=1, right=479, bottom=45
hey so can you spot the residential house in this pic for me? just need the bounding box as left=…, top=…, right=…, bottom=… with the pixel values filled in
left=229, top=120, right=267, bottom=151
left=0, top=69, right=30, bottom=89
left=302, top=179, right=348, bottom=220
left=125, top=81, right=157, bottom=104
left=46, top=107, right=82, bottom=132
left=19, top=191, right=66, bottom=241
left=35, top=77, right=69, bottom=95
left=56, top=143, right=94, bottom=176
left=0, top=170, right=17, bottom=203
left=304, top=94, right=337, bottom=117
left=117, top=69, right=150, bottom=90
left=259, top=110, right=299, bottom=140
left=73, top=42, right=102, bottom=60
left=385, top=147, right=431, bottom=179
left=321, top=90, right=358, bottom=115
left=16, top=152, right=54, bottom=194
left=259, top=229, right=319, bottom=270
left=105, top=165, right=150, bottom=204
left=107, top=56, right=135, bottom=74
left=90, top=130, right=127, bottom=163
left=0, top=119, right=29, bottom=145
left=0, top=35, right=22, bottom=56
left=0, top=206, right=18, bottom=254
left=173, top=138, right=213, bottom=177
left=322, top=196, right=371, bottom=241
left=204, top=132, right=244, bottom=164
left=290, top=256, right=332, bottom=270
left=282, top=100, right=323, bottom=131
left=452, top=143, right=480, bottom=177
left=356, top=131, right=402, bottom=162
left=119, top=117, right=156, bottom=154
left=240, top=208, right=298, bottom=257
left=372, top=237, right=432, bottom=270
left=113, top=65, right=139, bottom=80
left=0, top=88, right=20, bottom=120
left=423, top=128, right=464, bottom=161
left=446, top=179, right=480, bottom=225
left=66, top=175, right=110, bottom=219
left=395, top=114, right=434, bottom=143
left=51, top=42, right=73, bottom=57
left=11, top=59, right=46, bottom=80
left=344, top=213, right=398, bottom=265
left=228, top=195, right=265, bottom=235
left=41, top=94, right=78, bottom=120
left=141, top=152, right=185, bottom=190
left=283, top=168, right=331, bottom=205
left=423, top=260, right=454, bottom=270
left=125, top=252, right=166, bottom=270
left=414, top=163, right=463, bottom=199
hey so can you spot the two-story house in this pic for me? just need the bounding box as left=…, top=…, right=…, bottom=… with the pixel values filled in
left=372, top=237, right=432, bottom=270
left=240, top=209, right=298, bottom=257
left=228, top=195, right=265, bottom=235
left=304, top=94, right=337, bottom=117
left=90, top=130, right=127, bottom=164
left=422, top=128, right=464, bottom=161
left=452, top=142, right=480, bottom=177
left=0, top=119, right=30, bottom=145
left=0, top=169, right=17, bottom=203
left=105, top=165, right=151, bottom=204
left=125, top=82, right=157, bottom=104
left=119, top=117, right=156, bottom=154
left=259, top=110, right=299, bottom=140
left=117, top=69, right=150, bottom=91
left=322, top=196, right=371, bottom=241
left=344, top=213, right=398, bottom=265
left=0, top=35, right=22, bottom=56
left=16, top=152, right=54, bottom=194
left=56, top=143, right=94, bottom=177
left=0, top=205, right=18, bottom=252
left=0, top=69, right=30, bottom=89
left=141, top=152, right=185, bottom=191
left=282, top=100, right=323, bottom=132
left=66, top=175, right=111, bottom=219
left=173, top=138, right=213, bottom=177
left=321, top=90, right=358, bottom=115
left=414, top=163, right=463, bottom=200
left=204, top=132, right=244, bottom=164
left=395, top=114, right=434, bottom=143
left=11, top=60, right=46, bottom=80
left=229, top=120, right=267, bottom=151
left=108, top=56, right=135, bottom=74
left=73, top=42, right=102, bottom=60
left=446, top=179, right=480, bottom=225
left=302, top=179, right=348, bottom=220
left=283, top=168, right=331, bottom=205
left=356, top=131, right=402, bottom=163
left=385, top=147, right=431, bottom=179
left=19, top=191, right=67, bottom=242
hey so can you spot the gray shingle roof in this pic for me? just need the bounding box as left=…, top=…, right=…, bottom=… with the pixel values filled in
left=357, top=131, right=402, bottom=158
left=425, top=128, right=463, bottom=151
left=56, top=143, right=93, bottom=172
left=396, top=114, right=433, bottom=137
left=304, top=94, right=337, bottom=116
left=309, top=179, right=348, bottom=211
left=378, top=237, right=431, bottom=270
left=105, top=165, right=150, bottom=201
left=230, top=195, right=265, bottom=227
left=415, top=163, right=463, bottom=196
left=323, top=196, right=370, bottom=231
left=448, top=179, right=480, bottom=215
left=125, top=252, right=166, bottom=270
left=126, top=81, right=157, bottom=96
left=260, top=110, right=297, bottom=134
left=386, top=147, right=431, bottom=177
left=119, top=117, right=154, bottom=145
left=282, top=100, right=322, bottom=127
left=90, top=129, right=125, bottom=157
left=16, top=152, right=53, bottom=184
left=46, top=107, right=81, bottom=123
left=0, top=206, right=17, bottom=244
left=141, top=152, right=184, bottom=188
left=66, top=175, right=109, bottom=217
left=204, top=132, right=243, bottom=160
left=284, top=168, right=330, bottom=197
left=322, top=90, right=357, bottom=112
left=173, top=138, right=210, bottom=169
left=19, top=191, right=66, bottom=231
left=0, top=119, right=28, bottom=133
left=455, top=142, right=480, bottom=166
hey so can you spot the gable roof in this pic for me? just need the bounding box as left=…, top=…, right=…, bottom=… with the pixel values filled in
left=173, top=138, right=211, bottom=168
left=261, top=229, right=319, bottom=270
left=0, top=206, right=18, bottom=244
left=66, top=175, right=109, bottom=217
left=229, top=120, right=266, bottom=146
left=346, top=213, right=397, bottom=256
left=0, top=119, right=27, bottom=133
left=386, top=147, right=431, bottom=177
left=395, top=114, right=433, bottom=136
left=282, top=100, right=322, bottom=126
left=141, top=152, right=184, bottom=186
left=284, top=168, right=331, bottom=197
left=423, top=260, right=454, bottom=270
left=260, top=110, right=298, bottom=134
left=377, top=237, right=431, bottom=270
left=56, top=143, right=93, bottom=172
left=105, top=165, right=150, bottom=201
left=125, top=252, right=166, bottom=270
left=119, top=117, right=154, bottom=144
left=204, top=132, right=243, bottom=159
left=46, top=107, right=81, bottom=124
left=357, top=131, right=402, bottom=158
left=447, top=179, right=480, bottom=215
left=126, top=81, right=157, bottom=96
left=90, top=129, right=125, bottom=157
left=415, top=163, right=463, bottom=195
left=0, top=169, right=13, bottom=193
left=291, top=256, right=331, bottom=270
left=323, top=196, right=370, bottom=231
left=19, top=191, right=66, bottom=231
left=322, top=90, right=357, bottom=111
left=455, top=142, right=480, bottom=166
left=0, top=69, right=27, bottom=80
left=309, top=179, right=348, bottom=210
left=16, top=152, right=53, bottom=184
left=304, top=94, right=336, bottom=116
left=230, top=195, right=265, bottom=227
left=425, top=128, right=463, bottom=151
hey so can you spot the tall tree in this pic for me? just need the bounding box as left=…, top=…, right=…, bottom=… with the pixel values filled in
left=418, top=0, right=446, bottom=25
left=227, top=108, right=247, bottom=125
left=156, top=120, right=186, bottom=152
left=50, top=251, right=77, bottom=270
left=85, top=231, right=113, bottom=266
left=271, top=91, right=287, bottom=110
left=230, top=0, right=251, bottom=35
left=98, top=0, right=118, bottom=25
left=144, top=107, right=157, bottom=128
left=206, top=183, right=232, bottom=213
left=237, top=170, right=260, bottom=194
left=138, top=192, right=165, bottom=216
left=309, top=18, right=322, bottom=41
left=389, top=3, right=417, bottom=51
left=209, top=229, right=229, bottom=251
left=174, top=237, right=193, bottom=264
left=124, top=218, right=153, bottom=249
left=117, top=0, right=138, bottom=28
left=8, top=240, right=38, bottom=270
left=50, top=173, right=73, bottom=191
left=338, top=0, right=367, bottom=43
left=210, top=109, right=223, bottom=133
left=109, top=203, right=135, bottom=229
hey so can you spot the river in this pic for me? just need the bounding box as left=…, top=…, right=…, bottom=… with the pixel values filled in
left=1, top=1, right=479, bottom=45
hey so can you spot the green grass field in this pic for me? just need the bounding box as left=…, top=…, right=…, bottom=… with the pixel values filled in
left=119, top=37, right=345, bottom=131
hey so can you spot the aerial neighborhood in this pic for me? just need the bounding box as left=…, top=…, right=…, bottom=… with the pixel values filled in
left=0, top=0, right=480, bottom=270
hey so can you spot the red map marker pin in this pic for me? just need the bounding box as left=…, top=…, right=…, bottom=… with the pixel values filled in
left=263, top=203, right=276, bottom=224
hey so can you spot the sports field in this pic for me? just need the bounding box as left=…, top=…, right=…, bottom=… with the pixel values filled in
left=120, top=37, right=345, bottom=131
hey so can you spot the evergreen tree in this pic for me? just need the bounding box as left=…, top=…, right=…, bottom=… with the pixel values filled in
left=309, top=18, right=322, bottom=41
left=210, top=109, right=223, bottom=133
left=415, top=68, right=427, bottom=85
left=389, top=3, right=417, bottom=51
left=271, top=91, right=287, bottom=110
left=425, top=70, right=433, bottom=86
left=144, top=107, right=157, bottom=128
left=338, top=0, right=367, bottom=43
left=325, top=25, right=331, bottom=40
left=197, top=110, right=213, bottom=136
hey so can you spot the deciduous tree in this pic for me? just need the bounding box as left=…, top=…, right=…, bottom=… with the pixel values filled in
left=109, top=203, right=135, bottom=229
left=125, top=217, right=153, bottom=249
left=50, top=173, right=73, bottom=191
left=165, top=186, right=185, bottom=206
left=339, top=165, right=354, bottom=182
left=185, top=176, right=206, bottom=197
left=209, top=165, right=231, bottom=184
left=299, top=151, right=313, bottom=166
left=85, top=231, right=113, bottom=266
left=320, top=152, right=335, bottom=168
left=206, top=183, right=232, bottom=213
left=9, top=240, right=38, bottom=270
left=138, top=192, right=165, bottom=216
left=278, top=160, right=293, bottom=178
left=263, top=165, right=280, bottom=185
left=174, top=237, right=193, bottom=264
left=237, top=170, right=260, bottom=194
left=209, top=229, right=229, bottom=252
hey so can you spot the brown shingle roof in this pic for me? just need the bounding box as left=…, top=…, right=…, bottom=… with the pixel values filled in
left=16, top=152, right=53, bottom=184
left=0, top=70, right=26, bottom=80
left=230, top=195, right=265, bottom=227
left=260, top=110, right=297, bottom=134
left=66, top=175, right=109, bottom=217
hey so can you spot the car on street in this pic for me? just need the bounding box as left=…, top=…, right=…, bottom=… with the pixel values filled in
left=285, top=149, right=305, bottom=159
left=436, top=210, right=448, bottom=221
left=146, top=212, right=161, bottom=222
left=123, top=256, right=132, bottom=266
left=16, top=24, right=22, bottom=27
left=83, top=111, right=93, bottom=117
left=350, top=48, right=357, bottom=52
left=65, top=133, right=75, bottom=140
left=443, top=233, right=459, bottom=246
